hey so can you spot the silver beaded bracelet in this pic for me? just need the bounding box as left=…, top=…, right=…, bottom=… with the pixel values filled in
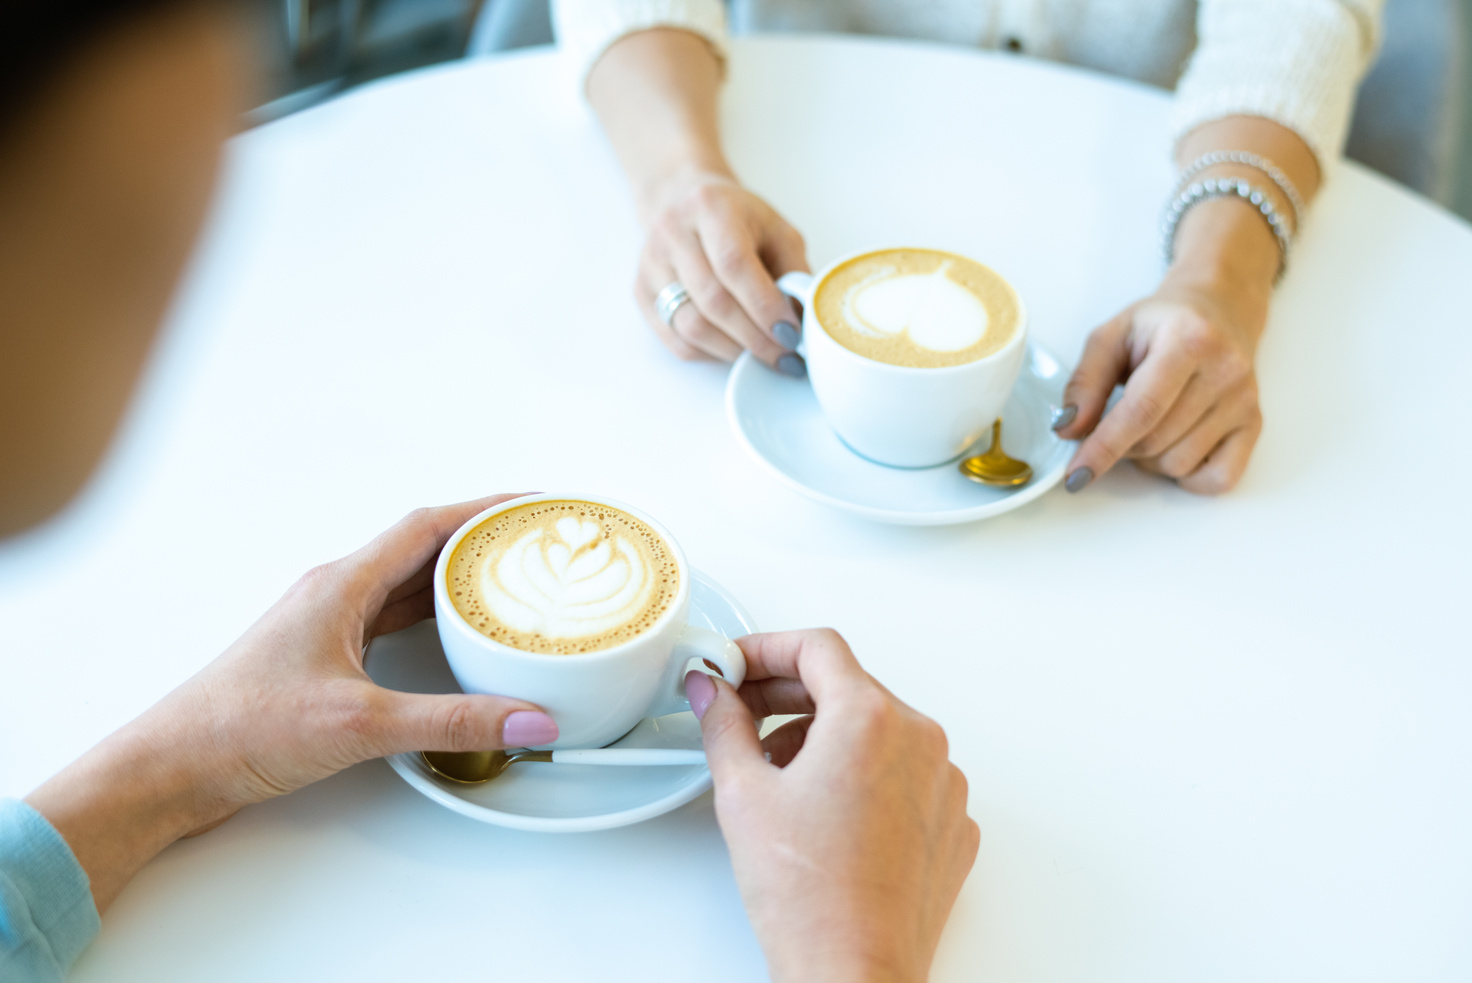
left=1175, top=151, right=1306, bottom=231
left=1160, top=177, right=1292, bottom=283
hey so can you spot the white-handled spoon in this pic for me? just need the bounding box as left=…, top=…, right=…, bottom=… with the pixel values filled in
left=422, top=747, right=706, bottom=784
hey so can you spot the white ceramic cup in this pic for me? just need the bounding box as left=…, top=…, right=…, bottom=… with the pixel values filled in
left=432, top=494, right=746, bottom=749
left=778, top=249, right=1029, bottom=468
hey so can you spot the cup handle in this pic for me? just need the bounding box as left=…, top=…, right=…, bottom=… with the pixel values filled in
left=649, top=626, right=747, bottom=718
left=776, top=270, right=814, bottom=305
left=775, top=272, right=814, bottom=357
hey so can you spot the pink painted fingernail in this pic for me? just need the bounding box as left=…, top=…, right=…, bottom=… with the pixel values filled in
left=502, top=711, right=558, bottom=747
left=686, top=671, right=716, bottom=720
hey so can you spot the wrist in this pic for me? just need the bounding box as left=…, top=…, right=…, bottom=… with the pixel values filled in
left=25, top=704, right=226, bottom=911
left=1165, top=197, right=1278, bottom=317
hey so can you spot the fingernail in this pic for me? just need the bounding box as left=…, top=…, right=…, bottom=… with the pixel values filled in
left=776, top=353, right=807, bottom=378
left=501, top=710, right=558, bottom=747
left=686, top=670, right=716, bottom=720
left=1051, top=404, right=1077, bottom=431
left=772, top=320, right=801, bottom=350
left=1065, top=467, right=1094, bottom=494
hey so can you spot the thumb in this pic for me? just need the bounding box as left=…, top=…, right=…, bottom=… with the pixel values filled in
left=366, top=688, right=558, bottom=757
left=686, top=670, right=765, bottom=785
left=1058, top=309, right=1134, bottom=439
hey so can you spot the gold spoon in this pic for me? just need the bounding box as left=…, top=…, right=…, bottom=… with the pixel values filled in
left=422, top=747, right=707, bottom=784
left=958, top=418, right=1033, bottom=487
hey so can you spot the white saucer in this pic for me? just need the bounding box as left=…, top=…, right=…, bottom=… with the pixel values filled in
left=725, top=343, right=1077, bottom=526
left=363, top=570, right=757, bottom=833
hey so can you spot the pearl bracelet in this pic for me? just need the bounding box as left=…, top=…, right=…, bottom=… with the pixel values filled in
left=1175, top=150, right=1306, bottom=232
left=1161, top=177, right=1292, bottom=284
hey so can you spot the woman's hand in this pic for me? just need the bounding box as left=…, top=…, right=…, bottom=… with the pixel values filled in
left=1054, top=262, right=1267, bottom=495
left=26, top=494, right=556, bottom=912
left=635, top=168, right=808, bottom=373
left=1055, top=116, right=1320, bottom=496
left=686, top=629, right=979, bottom=983
left=1055, top=194, right=1279, bottom=495
left=586, top=29, right=808, bottom=374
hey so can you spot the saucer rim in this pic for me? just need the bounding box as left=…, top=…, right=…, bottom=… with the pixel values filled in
left=383, top=569, right=755, bottom=833
left=724, top=343, right=1078, bottom=526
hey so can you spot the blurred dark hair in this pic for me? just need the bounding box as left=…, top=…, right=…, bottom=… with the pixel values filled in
left=0, top=0, right=197, bottom=141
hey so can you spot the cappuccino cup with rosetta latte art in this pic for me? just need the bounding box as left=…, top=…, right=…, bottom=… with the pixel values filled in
left=433, top=494, right=746, bottom=749
left=777, top=247, right=1028, bottom=468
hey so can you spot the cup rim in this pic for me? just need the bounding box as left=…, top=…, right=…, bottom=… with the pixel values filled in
left=806, top=246, right=1028, bottom=376
left=432, top=493, right=692, bottom=664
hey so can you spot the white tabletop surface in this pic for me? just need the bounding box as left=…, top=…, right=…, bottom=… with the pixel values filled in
left=3, top=35, right=1470, bottom=982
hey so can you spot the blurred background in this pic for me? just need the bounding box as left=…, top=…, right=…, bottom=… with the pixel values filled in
left=252, top=0, right=1472, bottom=220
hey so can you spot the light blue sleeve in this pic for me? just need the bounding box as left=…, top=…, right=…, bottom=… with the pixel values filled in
left=0, top=799, right=100, bottom=982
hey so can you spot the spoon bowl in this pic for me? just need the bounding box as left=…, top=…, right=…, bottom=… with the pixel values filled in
left=958, top=418, right=1033, bottom=487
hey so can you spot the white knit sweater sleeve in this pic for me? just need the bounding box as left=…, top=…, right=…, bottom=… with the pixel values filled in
left=1172, top=0, right=1385, bottom=168
left=551, top=0, right=729, bottom=89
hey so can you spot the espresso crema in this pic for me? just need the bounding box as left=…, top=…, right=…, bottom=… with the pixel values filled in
left=447, top=500, right=680, bottom=655
left=813, top=248, right=1020, bottom=368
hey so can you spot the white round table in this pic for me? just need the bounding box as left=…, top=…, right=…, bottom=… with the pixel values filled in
left=3, top=36, right=1469, bottom=982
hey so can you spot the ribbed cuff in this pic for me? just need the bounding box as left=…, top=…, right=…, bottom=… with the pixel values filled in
left=0, top=799, right=100, bottom=977
left=552, top=0, right=729, bottom=94
left=1171, top=0, right=1382, bottom=175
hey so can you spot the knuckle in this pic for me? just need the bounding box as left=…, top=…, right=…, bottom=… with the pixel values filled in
left=964, top=817, right=982, bottom=855
left=403, top=506, right=436, bottom=529
left=1160, top=456, right=1195, bottom=479
left=916, top=716, right=949, bottom=757
left=1217, top=349, right=1251, bottom=383
left=709, top=243, right=751, bottom=279
left=675, top=316, right=721, bottom=348
left=292, top=561, right=338, bottom=596
left=1131, top=432, right=1167, bottom=459
left=703, top=707, right=751, bottom=748
left=692, top=284, right=737, bottom=320
left=1186, top=468, right=1234, bottom=495
left=1176, top=320, right=1220, bottom=360
left=438, top=701, right=482, bottom=750
left=650, top=211, right=682, bottom=241
left=848, top=689, right=898, bottom=735
left=690, top=182, right=727, bottom=211
left=809, top=626, right=847, bottom=648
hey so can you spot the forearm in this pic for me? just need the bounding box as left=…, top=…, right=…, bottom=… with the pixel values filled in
left=586, top=28, right=731, bottom=221
left=24, top=702, right=214, bottom=914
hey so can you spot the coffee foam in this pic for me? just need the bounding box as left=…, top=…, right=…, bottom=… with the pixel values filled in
left=447, top=500, right=679, bottom=655
left=814, top=249, right=1020, bottom=368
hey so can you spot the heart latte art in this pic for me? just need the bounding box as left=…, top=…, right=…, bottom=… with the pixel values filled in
left=447, top=501, right=679, bottom=654
left=814, top=248, right=1021, bottom=368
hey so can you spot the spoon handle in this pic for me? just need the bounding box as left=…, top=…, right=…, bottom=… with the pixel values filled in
left=548, top=748, right=707, bottom=766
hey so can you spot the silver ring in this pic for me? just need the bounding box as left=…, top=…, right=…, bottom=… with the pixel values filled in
left=655, top=281, right=692, bottom=325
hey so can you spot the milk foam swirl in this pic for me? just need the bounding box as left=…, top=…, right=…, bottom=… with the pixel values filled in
left=478, top=517, right=653, bottom=640
left=840, top=261, right=990, bottom=353
left=447, top=501, right=679, bottom=654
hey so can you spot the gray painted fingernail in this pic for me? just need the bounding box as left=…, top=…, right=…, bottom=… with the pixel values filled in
left=1051, top=404, right=1077, bottom=430
left=776, top=353, right=807, bottom=378
left=773, top=320, right=801, bottom=350
left=1065, top=467, right=1094, bottom=493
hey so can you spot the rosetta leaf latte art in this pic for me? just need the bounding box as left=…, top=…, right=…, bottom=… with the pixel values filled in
left=447, top=500, right=679, bottom=654
left=479, top=518, right=653, bottom=639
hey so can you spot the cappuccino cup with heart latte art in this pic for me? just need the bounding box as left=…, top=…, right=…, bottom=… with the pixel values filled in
left=434, top=495, right=746, bottom=749
left=778, top=247, right=1029, bottom=468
